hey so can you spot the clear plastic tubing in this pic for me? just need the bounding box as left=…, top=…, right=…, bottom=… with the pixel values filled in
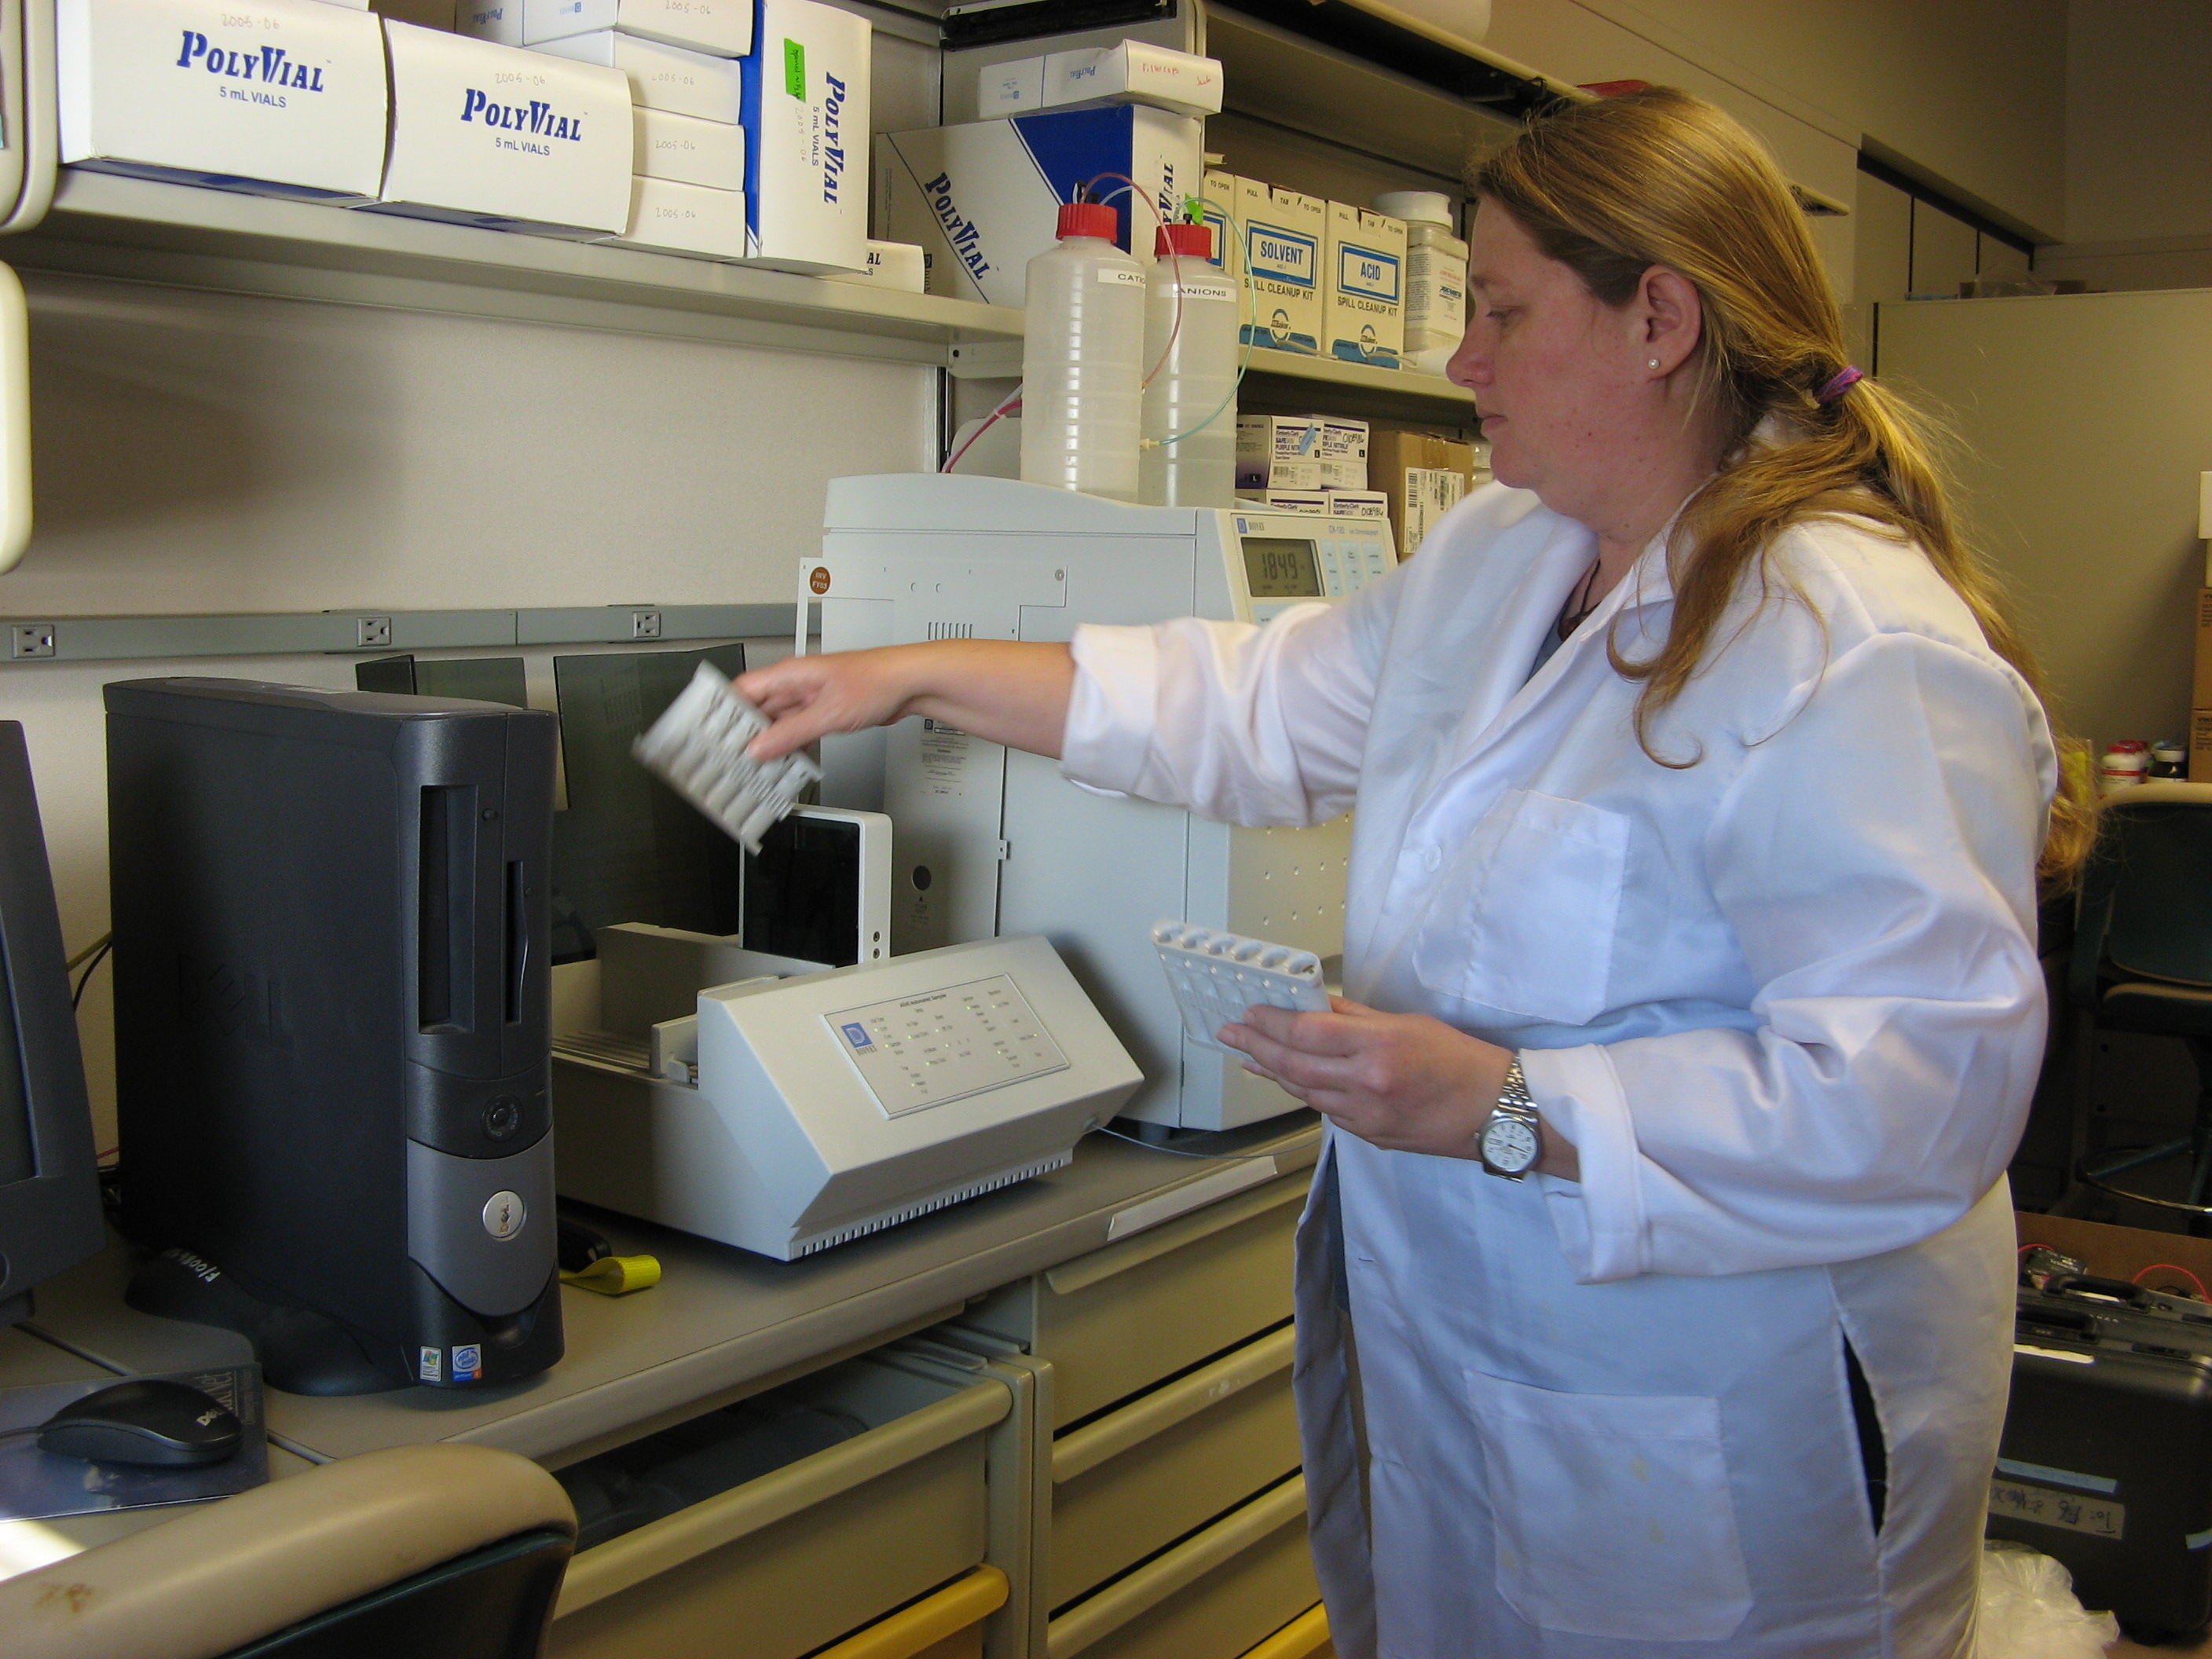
left=1139, top=221, right=1240, bottom=508
left=1020, top=200, right=1148, bottom=502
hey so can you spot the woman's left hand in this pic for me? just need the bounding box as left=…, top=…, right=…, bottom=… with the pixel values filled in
left=1224, top=999, right=1580, bottom=1178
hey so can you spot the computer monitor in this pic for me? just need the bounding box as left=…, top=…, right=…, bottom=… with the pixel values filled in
left=0, top=722, right=106, bottom=1324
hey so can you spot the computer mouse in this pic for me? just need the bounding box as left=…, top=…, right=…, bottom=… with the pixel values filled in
left=36, top=1379, right=244, bottom=1467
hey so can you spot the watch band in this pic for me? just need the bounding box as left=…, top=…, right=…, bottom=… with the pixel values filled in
left=1480, top=1055, right=1544, bottom=1180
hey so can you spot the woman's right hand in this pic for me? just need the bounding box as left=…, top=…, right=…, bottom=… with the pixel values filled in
left=734, top=648, right=925, bottom=761
left=734, top=640, right=1078, bottom=763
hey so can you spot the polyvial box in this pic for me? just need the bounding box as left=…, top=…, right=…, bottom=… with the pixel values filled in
left=635, top=104, right=743, bottom=191
left=522, top=0, right=751, bottom=57
left=533, top=28, right=740, bottom=123
left=736, top=0, right=870, bottom=273
left=606, top=174, right=746, bottom=258
left=370, top=20, right=632, bottom=239
left=59, top=0, right=388, bottom=203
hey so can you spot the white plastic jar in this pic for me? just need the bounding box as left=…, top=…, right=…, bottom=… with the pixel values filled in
left=1375, top=189, right=1467, bottom=375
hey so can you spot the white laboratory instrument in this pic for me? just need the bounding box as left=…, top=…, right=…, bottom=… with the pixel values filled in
left=806, top=472, right=1397, bottom=1130
left=552, top=933, right=1141, bottom=1260
left=1153, top=921, right=1332, bottom=1054
left=632, top=662, right=820, bottom=855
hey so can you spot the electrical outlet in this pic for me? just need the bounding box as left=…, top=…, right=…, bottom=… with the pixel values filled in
left=10, top=623, right=54, bottom=659
left=357, top=616, right=393, bottom=648
left=632, top=610, right=662, bottom=640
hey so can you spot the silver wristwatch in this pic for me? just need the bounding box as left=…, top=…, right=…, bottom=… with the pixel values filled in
left=1480, top=1055, right=1543, bottom=1180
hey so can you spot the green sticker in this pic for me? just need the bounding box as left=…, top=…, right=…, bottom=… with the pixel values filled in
left=784, top=38, right=806, bottom=98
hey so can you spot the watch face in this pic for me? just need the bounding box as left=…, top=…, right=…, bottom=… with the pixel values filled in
left=1482, top=1114, right=1541, bottom=1174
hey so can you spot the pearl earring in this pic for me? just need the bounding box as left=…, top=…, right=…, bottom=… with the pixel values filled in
left=1648, top=358, right=1661, bottom=368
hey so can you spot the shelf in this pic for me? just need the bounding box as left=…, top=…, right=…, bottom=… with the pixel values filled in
left=1240, top=349, right=1474, bottom=424
left=2, top=170, right=1025, bottom=364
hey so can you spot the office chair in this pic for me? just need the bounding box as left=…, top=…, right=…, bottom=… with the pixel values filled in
left=2, top=1441, right=577, bottom=1659
left=2068, top=781, right=2212, bottom=1228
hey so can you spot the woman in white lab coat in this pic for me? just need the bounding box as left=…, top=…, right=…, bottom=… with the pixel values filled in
left=739, top=86, right=2094, bottom=1658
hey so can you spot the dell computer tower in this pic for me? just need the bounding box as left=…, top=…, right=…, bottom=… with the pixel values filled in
left=108, top=679, right=562, bottom=1390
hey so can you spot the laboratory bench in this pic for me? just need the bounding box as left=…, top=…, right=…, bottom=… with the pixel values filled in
left=1, top=1116, right=1335, bottom=1659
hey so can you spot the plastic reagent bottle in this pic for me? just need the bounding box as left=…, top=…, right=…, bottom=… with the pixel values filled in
left=1375, top=190, right=1467, bottom=376
left=1021, top=200, right=1148, bottom=501
left=1140, top=221, right=1240, bottom=508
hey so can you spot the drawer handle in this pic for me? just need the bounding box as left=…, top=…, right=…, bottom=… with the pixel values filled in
left=1052, top=1325, right=1296, bottom=1485
left=1046, top=1475, right=1309, bottom=1658
left=553, top=1379, right=1009, bottom=1618
left=814, top=1565, right=1009, bottom=1659
left=1046, top=1174, right=1309, bottom=1296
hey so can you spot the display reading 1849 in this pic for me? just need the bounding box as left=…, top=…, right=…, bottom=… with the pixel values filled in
left=1241, top=538, right=1323, bottom=599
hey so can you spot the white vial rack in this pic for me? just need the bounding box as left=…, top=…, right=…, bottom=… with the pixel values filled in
left=1152, top=921, right=1331, bottom=1053
left=632, top=662, right=821, bottom=854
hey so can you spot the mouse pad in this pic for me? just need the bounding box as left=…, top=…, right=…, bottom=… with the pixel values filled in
left=0, top=1366, right=269, bottom=1523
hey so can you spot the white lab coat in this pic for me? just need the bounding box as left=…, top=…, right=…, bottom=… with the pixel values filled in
left=1058, top=483, right=2055, bottom=1658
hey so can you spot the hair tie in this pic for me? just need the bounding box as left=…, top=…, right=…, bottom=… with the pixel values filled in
left=1816, top=366, right=1864, bottom=404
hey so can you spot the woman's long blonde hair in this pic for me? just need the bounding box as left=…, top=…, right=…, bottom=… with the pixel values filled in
left=1473, top=86, right=2094, bottom=886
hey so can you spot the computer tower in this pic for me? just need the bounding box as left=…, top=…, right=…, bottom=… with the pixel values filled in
left=108, top=678, right=562, bottom=1390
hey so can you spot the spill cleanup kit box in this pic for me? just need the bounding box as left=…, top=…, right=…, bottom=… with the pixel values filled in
left=369, top=21, right=632, bottom=238
left=534, top=28, right=739, bottom=123
left=1232, top=177, right=1324, bottom=354
left=1200, top=168, right=1239, bottom=281
left=522, top=0, right=751, bottom=55
left=635, top=104, right=743, bottom=190
left=877, top=104, right=1204, bottom=306
left=60, top=0, right=388, bottom=202
left=1325, top=201, right=1405, bottom=367
left=736, top=0, right=869, bottom=272
left=606, top=174, right=745, bottom=258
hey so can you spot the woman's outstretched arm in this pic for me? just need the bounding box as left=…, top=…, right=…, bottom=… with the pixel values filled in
left=734, top=640, right=1075, bottom=762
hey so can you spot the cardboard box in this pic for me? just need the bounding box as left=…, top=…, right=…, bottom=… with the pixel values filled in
left=735, top=0, right=870, bottom=273
left=59, top=0, right=388, bottom=203
left=2192, top=708, right=2212, bottom=784
left=2194, top=588, right=2212, bottom=709
left=877, top=104, right=1204, bottom=306
left=523, top=0, right=750, bottom=56
left=975, top=55, right=1044, bottom=116
left=1371, top=426, right=1478, bottom=557
left=634, top=104, right=742, bottom=190
left=371, top=21, right=633, bottom=237
left=1232, top=178, right=1324, bottom=356
left=2016, top=1209, right=2212, bottom=1293
left=1200, top=167, right=1238, bottom=282
left=1325, top=489, right=1389, bottom=519
left=605, top=173, right=745, bottom=257
left=1324, top=200, right=1405, bottom=368
left=455, top=0, right=523, bottom=45
left=534, top=29, right=738, bottom=122
left=827, top=239, right=926, bottom=293
left=978, top=41, right=1223, bottom=121
left=1042, top=41, right=1222, bottom=118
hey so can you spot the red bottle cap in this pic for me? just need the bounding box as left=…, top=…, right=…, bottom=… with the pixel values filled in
left=1057, top=201, right=1120, bottom=242
left=1155, top=222, right=1213, bottom=259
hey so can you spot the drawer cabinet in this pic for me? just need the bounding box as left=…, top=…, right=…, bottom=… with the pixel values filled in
left=964, top=1174, right=1305, bottom=1427
left=548, top=1358, right=1009, bottom=1659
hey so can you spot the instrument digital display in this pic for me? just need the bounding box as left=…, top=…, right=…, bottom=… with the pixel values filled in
left=1241, top=537, right=1323, bottom=599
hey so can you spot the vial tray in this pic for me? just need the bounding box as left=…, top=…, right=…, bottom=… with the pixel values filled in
left=1152, top=921, right=1331, bottom=1053
left=632, top=663, right=821, bottom=855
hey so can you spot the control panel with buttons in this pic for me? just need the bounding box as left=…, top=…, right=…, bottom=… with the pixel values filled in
left=1229, top=511, right=1400, bottom=624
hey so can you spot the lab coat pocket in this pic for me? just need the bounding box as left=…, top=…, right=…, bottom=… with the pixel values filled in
left=1464, top=1368, right=1753, bottom=1642
left=1412, top=789, right=1628, bottom=1024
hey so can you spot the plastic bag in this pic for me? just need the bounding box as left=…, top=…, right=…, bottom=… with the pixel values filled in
left=1975, top=1540, right=2120, bottom=1658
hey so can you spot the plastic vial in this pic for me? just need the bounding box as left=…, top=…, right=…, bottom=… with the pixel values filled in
left=2152, top=739, right=2188, bottom=779
left=2100, top=740, right=2149, bottom=793
left=1140, top=222, right=1240, bottom=508
left=1375, top=190, right=1467, bottom=376
left=1020, top=200, right=1148, bottom=502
